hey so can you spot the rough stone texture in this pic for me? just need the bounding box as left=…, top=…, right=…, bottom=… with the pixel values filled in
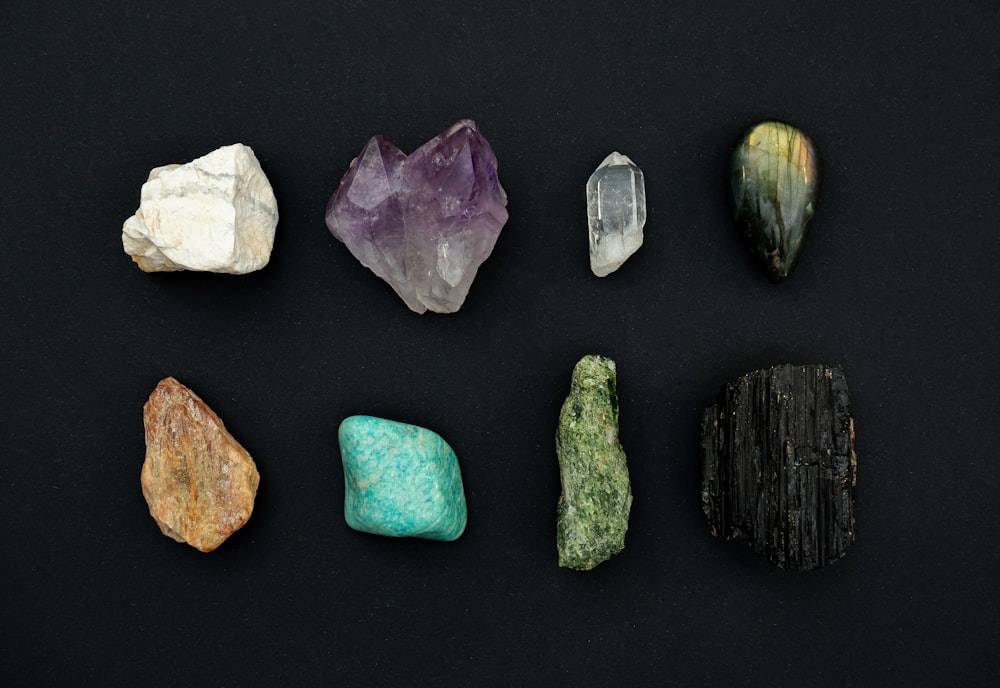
left=338, top=415, right=467, bottom=541
left=140, top=377, right=260, bottom=552
left=701, top=364, right=856, bottom=570
left=122, top=143, right=278, bottom=273
left=556, top=355, right=632, bottom=570
left=731, top=121, right=820, bottom=282
left=586, top=152, right=646, bottom=277
left=325, top=120, right=508, bottom=314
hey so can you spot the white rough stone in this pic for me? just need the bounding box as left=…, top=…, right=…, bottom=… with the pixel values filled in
left=122, top=144, right=278, bottom=274
left=586, top=152, right=646, bottom=277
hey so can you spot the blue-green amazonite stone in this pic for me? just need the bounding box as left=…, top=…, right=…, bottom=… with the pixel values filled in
left=338, top=415, right=467, bottom=541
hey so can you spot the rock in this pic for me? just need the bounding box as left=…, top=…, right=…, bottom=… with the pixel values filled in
left=140, top=377, right=260, bottom=552
left=122, top=143, right=278, bottom=273
left=325, top=120, right=509, bottom=314
left=338, top=415, right=467, bottom=541
left=701, top=364, right=856, bottom=570
left=586, top=152, right=646, bottom=276
left=556, top=355, right=632, bottom=570
left=731, top=121, right=820, bottom=281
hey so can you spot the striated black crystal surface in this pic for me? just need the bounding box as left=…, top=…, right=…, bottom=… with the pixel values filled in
left=701, top=364, right=856, bottom=570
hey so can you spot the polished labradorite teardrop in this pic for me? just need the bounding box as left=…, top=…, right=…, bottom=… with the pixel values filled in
left=731, top=121, right=820, bottom=282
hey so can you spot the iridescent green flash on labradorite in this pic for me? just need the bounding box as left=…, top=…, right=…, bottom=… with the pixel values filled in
left=731, top=121, right=820, bottom=282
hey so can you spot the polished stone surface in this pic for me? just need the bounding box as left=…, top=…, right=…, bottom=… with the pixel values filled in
left=731, top=121, right=820, bottom=281
left=586, top=152, right=646, bottom=277
left=338, top=415, right=467, bottom=541
left=325, top=120, right=508, bottom=314
left=555, top=355, right=632, bottom=570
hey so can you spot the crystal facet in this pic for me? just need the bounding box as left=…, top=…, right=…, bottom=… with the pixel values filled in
left=556, top=355, right=632, bottom=570
left=338, top=415, right=467, bottom=541
left=701, top=364, right=856, bottom=570
left=731, top=121, right=820, bottom=281
left=586, top=152, right=646, bottom=277
left=325, top=120, right=508, bottom=314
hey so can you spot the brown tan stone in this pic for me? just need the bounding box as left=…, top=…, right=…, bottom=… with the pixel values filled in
left=140, top=377, right=260, bottom=552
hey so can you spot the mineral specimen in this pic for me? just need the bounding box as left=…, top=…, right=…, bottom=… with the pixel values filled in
left=122, top=143, right=278, bottom=273
left=701, top=364, right=856, bottom=570
left=140, top=377, right=260, bottom=552
left=556, top=355, right=632, bottom=570
left=338, top=415, right=467, bottom=541
left=586, top=152, right=646, bottom=277
left=324, top=120, right=509, bottom=314
left=731, top=121, right=820, bottom=281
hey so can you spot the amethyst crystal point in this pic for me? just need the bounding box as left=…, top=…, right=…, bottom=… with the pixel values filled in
left=325, top=120, right=509, bottom=314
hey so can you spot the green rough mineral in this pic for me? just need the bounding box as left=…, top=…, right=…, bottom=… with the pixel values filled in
left=555, top=355, right=632, bottom=570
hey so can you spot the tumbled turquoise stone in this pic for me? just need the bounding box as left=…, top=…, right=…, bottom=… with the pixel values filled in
left=338, top=415, right=467, bottom=541
left=731, top=121, right=820, bottom=282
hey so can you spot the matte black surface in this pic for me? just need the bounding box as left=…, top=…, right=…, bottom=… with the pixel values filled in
left=2, top=2, right=998, bottom=685
left=701, top=364, right=855, bottom=570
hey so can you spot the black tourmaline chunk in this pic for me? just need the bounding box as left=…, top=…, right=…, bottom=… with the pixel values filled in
left=701, top=364, right=856, bottom=570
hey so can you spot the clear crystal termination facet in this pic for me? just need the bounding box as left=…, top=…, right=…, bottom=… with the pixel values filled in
left=325, top=120, right=509, bottom=314
left=586, top=152, right=646, bottom=277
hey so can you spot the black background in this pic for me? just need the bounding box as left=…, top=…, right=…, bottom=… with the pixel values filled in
left=3, top=2, right=998, bottom=686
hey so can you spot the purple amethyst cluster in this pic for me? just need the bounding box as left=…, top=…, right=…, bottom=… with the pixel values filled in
left=325, top=120, right=509, bottom=314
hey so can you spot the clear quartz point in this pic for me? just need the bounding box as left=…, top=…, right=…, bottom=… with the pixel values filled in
left=586, top=152, right=646, bottom=277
